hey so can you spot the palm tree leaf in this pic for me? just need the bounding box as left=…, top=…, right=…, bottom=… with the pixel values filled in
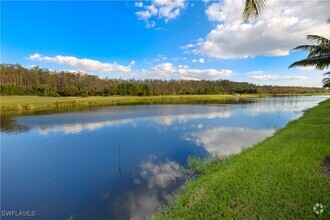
left=307, top=48, right=330, bottom=59
left=290, top=45, right=317, bottom=52
left=242, top=0, right=267, bottom=22
left=322, top=77, right=330, bottom=83
left=306, top=35, right=330, bottom=45
left=289, top=55, right=330, bottom=70
left=324, top=71, right=330, bottom=76
left=322, top=77, right=330, bottom=88
left=289, top=33, right=330, bottom=70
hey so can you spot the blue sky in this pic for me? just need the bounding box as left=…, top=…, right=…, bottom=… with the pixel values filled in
left=1, top=0, right=329, bottom=86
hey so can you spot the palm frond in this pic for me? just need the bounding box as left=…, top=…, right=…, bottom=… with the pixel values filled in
left=306, top=47, right=330, bottom=59
left=324, top=71, right=330, bottom=76
left=242, top=0, right=267, bottom=22
left=322, top=77, right=330, bottom=88
left=289, top=33, right=330, bottom=70
left=289, top=55, right=330, bottom=70
left=290, top=45, right=318, bottom=52
left=306, top=35, right=330, bottom=45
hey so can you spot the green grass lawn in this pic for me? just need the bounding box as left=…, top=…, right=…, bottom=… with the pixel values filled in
left=0, top=94, right=260, bottom=112
left=156, top=99, right=330, bottom=219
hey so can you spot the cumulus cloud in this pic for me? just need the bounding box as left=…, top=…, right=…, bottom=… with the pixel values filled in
left=28, top=53, right=232, bottom=80
left=205, top=1, right=225, bottom=22
left=184, top=0, right=330, bottom=59
left=249, top=74, right=307, bottom=81
left=296, top=66, right=316, bottom=71
left=135, top=0, right=186, bottom=28
left=146, top=62, right=232, bottom=80
left=28, top=53, right=131, bottom=73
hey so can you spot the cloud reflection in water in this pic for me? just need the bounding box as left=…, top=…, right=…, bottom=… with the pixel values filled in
left=112, top=156, right=182, bottom=220
left=185, top=127, right=275, bottom=155
left=35, top=108, right=231, bottom=135
left=38, top=119, right=136, bottom=135
left=138, top=156, right=181, bottom=189
left=152, top=110, right=231, bottom=126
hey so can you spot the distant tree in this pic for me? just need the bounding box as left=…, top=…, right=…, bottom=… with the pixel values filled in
left=0, top=84, right=25, bottom=95
left=79, top=87, right=90, bottom=97
left=0, top=64, right=327, bottom=96
left=61, top=85, right=79, bottom=96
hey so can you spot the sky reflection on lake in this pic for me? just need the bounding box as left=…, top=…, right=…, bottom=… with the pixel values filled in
left=1, top=96, right=328, bottom=220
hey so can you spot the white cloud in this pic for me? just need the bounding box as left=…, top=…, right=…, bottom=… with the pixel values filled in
left=296, top=66, right=315, bottom=71
left=135, top=2, right=143, bottom=8
left=28, top=54, right=233, bottom=80
left=246, top=70, right=265, bottom=75
left=146, top=20, right=156, bottom=28
left=29, top=53, right=41, bottom=60
left=205, top=2, right=226, bottom=22
left=129, top=60, right=136, bottom=67
left=154, top=54, right=167, bottom=61
left=185, top=0, right=330, bottom=59
left=28, top=53, right=131, bottom=73
left=191, top=58, right=205, bottom=63
left=135, top=0, right=186, bottom=28
left=147, top=62, right=232, bottom=80
left=249, top=74, right=307, bottom=81
left=136, top=10, right=154, bottom=20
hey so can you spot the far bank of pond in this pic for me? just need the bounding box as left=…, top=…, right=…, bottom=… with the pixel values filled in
left=0, top=94, right=326, bottom=113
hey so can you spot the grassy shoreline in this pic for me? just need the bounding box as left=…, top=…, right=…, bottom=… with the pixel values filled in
left=1, top=94, right=328, bottom=113
left=156, top=98, right=330, bottom=219
left=0, top=94, right=262, bottom=113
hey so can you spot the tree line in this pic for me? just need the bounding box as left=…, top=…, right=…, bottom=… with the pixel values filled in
left=0, top=64, right=327, bottom=97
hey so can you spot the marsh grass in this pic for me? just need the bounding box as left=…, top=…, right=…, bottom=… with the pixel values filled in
left=1, top=103, right=34, bottom=111
left=0, top=94, right=261, bottom=113
left=186, top=154, right=227, bottom=176
left=155, top=99, right=330, bottom=219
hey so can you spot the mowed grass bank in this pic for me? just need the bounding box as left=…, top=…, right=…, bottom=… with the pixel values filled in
left=156, top=99, right=330, bottom=219
left=0, top=94, right=260, bottom=112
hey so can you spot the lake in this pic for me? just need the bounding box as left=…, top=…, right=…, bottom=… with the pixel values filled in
left=1, top=96, right=328, bottom=220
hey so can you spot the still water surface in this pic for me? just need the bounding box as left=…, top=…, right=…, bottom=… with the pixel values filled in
left=1, top=96, right=328, bottom=220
